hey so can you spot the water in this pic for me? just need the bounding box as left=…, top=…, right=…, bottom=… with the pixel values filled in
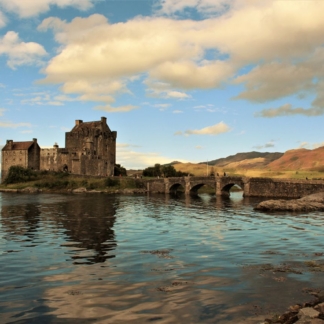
left=1, top=192, right=324, bottom=323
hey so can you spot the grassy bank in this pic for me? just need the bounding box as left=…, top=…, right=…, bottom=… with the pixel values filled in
left=0, top=171, right=146, bottom=192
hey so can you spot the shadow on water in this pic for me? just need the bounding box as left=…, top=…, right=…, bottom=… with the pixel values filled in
left=0, top=194, right=117, bottom=264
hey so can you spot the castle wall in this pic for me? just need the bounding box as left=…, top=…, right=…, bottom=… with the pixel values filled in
left=1, top=140, right=40, bottom=181
left=40, top=148, right=69, bottom=172
left=28, top=142, right=40, bottom=170
left=1, top=150, right=28, bottom=180
left=3, top=118, right=117, bottom=180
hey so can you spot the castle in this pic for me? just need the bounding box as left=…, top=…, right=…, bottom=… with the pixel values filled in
left=1, top=117, right=117, bottom=181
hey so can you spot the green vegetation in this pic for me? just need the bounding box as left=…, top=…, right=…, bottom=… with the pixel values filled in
left=1, top=167, right=144, bottom=192
left=4, top=166, right=38, bottom=184
left=142, top=163, right=189, bottom=177
left=114, top=164, right=127, bottom=176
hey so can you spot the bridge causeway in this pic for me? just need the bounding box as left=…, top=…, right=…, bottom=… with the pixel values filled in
left=145, top=176, right=324, bottom=198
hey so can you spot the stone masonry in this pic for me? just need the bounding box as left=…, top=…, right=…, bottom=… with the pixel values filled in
left=1, top=117, right=117, bottom=181
left=1, top=138, right=40, bottom=181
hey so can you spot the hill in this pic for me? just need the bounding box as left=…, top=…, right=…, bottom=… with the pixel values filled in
left=267, top=146, right=324, bottom=171
left=200, top=151, right=284, bottom=168
left=172, top=146, right=324, bottom=178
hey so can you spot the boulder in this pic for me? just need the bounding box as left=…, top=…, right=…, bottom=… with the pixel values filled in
left=20, top=187, right=40, bottom=193
left=72, top=187, right=87, bottom=193
left=254, top=192, right=324, bottom=212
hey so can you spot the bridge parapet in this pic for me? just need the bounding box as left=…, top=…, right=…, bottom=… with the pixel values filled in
left=145, top=176, right=324, bottom=198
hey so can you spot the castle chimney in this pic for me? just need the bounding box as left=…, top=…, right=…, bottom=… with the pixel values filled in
left=75, top=120, right=83, bottom=126
left=6, top=140, right=13, bottom=149
left=33, top=138, right=37, bottom=143
left=101, top=116, right=107, bottom=124
left=53, top=142, right=59, bottom=148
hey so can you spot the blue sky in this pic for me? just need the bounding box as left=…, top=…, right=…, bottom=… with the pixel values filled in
left=1, top=0, right=324, bottom=169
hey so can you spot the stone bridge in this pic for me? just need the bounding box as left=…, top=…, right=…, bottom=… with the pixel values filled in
left=146, top=176, right=324, bottom=198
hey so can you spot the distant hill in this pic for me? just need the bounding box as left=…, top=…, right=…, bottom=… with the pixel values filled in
left=267, top=147, right=324, bottom=171
left=200, top=151, right=284, bottom=168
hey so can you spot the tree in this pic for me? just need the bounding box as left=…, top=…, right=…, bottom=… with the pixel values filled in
left=4, top=166, right=37, bottom=184
left=142, top=164, right=189, bottom=177
left=114, top=164, right=127, bottom=176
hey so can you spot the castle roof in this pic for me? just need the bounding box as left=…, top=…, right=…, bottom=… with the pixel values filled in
left=2, top=141, right=34, bottom=151
left=72, top=121, right=101, bottom=131
left=70, top=118, right=111, bottom=133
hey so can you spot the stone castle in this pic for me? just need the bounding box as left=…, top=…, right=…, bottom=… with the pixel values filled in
left=1, top=117, right=117, bottom=181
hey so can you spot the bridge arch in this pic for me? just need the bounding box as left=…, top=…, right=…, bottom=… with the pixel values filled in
left=190, top=182, right=216, bottom=195
left=169, top=182, right=185, bottom=195
left=219, top=177, right=245, bottom=197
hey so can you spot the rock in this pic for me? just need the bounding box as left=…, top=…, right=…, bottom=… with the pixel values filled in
left=0, top=188, right=18, bottom=193
left=295, top=319, right=324, bottom=324
left=314, top=302, right=324, bottom=313
left=300, top=192, right=324, bottom=202
left=298, top=307, right=320, bottom=319
left=72, top=187, right=87, bottom=193
left=20, top=187, right=39, bottom=193
left=254, top=192, right=324, bottom=211
left=318, top=291, right=324, bottom=303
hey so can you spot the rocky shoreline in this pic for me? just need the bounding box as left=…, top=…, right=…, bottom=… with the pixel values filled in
left=263, top=290, right=324, bottom=324
left=0, top=187, right=147, bottom=194
left=254, top=192, right=324, bottom=212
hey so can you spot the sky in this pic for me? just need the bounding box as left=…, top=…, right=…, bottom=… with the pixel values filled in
left=1, top=0, right=324, bottom=169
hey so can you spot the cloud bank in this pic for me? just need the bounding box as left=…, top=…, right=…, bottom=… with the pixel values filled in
left=0, top=0, right=94, bottom=18
left=0, top=31, right=47, bottom=69
left=5, top=1, right=319, bottom=116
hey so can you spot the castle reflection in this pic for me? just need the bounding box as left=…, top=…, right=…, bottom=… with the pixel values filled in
left=0, top=194, right=117, bottom=264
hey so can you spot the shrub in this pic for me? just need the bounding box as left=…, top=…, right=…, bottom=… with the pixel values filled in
left=4, top=166, right=37, bottom=184
left=114, top=164, right=127, bottom=176
left=105, top=177, right=119, bottom=187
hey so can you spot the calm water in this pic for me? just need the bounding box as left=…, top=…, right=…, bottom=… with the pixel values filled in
left=1, top=192, right=324, bottom=324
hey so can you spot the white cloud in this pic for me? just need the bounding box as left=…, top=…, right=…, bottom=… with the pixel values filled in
left=253, top=141, right=275, bottom=150
left=153, top=103, right=171, bottom=109
left=298, top=141, right=324, bottom=150
left=117, top=144, right=187, bottom=169
left=155, top=0, right=231, bottom=17
left=146, top=79, right=191, bottom=99
left=0, top=108, right=5, bottom=116
left=94, top=104, right=138, bottom=113
left=150, top=60, right=234, bottom=90
left=173, top=110, right=183, bottom=114
left=0, top=121, right=31, bottom=128
left=177, top=121, right=230, bottom=136
left=34, top=1, right=324, bottom=116
left=20, top=92, right=64, bottom=106
left=0, top=31, right=47, bottom=69
left=0, top=0, right=94, bottom=18
left=255, top=104, right=323, bottom=118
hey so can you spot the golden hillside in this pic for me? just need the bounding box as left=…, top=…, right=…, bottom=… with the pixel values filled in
left=267, top=147, right=324, bottom=171
left=172, top=146, right=324, bottom=179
